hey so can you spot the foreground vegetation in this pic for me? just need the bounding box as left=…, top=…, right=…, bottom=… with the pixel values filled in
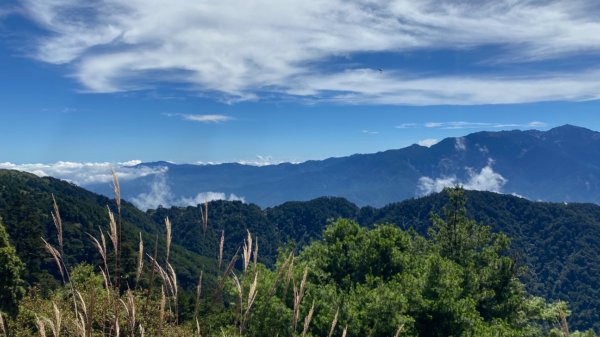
left=3, top=169, right=600, bottom=331
left=0, top=181, right=597, bottom=336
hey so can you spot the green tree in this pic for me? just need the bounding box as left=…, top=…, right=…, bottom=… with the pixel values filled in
left=0, top=217, right=25, bottom=316
left=429, top=187, right=523, bottom=323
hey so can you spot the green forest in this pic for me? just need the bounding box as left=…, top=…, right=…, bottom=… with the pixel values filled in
left=0, top=169, right=599, bottom=336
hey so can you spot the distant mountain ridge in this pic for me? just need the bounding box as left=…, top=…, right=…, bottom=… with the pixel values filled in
left=86, top=124, right=600, bottom=208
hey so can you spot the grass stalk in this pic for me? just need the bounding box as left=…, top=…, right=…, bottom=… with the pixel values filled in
left=301, top=300, right=315, bottom=337
left=0, top=312, right=5, bottom=337
left=327, top=308, right=339, bottom=337
left=218, top=230, right=224, bottom=271
left=393, top=324, right=405, bottom=337
left=193, top=271, right=203, bottom=321
left=165, top=217, right=172, bottom=262
left=136, top=232, right=144, bottom=287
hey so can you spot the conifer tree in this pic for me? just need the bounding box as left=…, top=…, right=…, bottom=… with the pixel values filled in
left=0, top=217, right=25, bottom=316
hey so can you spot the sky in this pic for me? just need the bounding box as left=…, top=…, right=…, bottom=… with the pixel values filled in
left=2, top=0, right=600, bottom=169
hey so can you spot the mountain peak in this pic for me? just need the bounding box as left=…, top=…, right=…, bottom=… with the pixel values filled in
left=542, top=124, right=600, bottom=142
left=547, top=124, right=594, bottom=134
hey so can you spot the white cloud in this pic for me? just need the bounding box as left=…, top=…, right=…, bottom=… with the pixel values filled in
left=463, top=165, right=507, bottom=192
left=417, top=161, right=507, bottom=196
left=165, top=113, right=233, bottom=123
left=424, top=121, right=548, bottom=129
left=130, top=174, right=245, bottom=210
left=0, top=161, right=165, bottom=185
left=130, top=174, right=173, bottom=210
left=361, top=130, right=379, bottom=135
left=528, top=121, right=547, bottom=127
left=395, top=123, right=417, bottom=129
left=417, top=138, right=438, bottom=147
left=181, top=114, right=232, bottom=123
left=236, top=155, right=281, bottom=166
left=417, top=176, right=458, bottom=196
left=178, top=192, right=245, bottom=207
left=18, top=0, right=600, bottom=105
left=455, top=137, right=466, bottom=151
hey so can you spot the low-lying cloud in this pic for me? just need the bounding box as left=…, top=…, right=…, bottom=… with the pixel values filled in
left=0, top=160, right=164, bottom=185
left=0, top=160, right=245, bottom=210
left=417, top=162, right=507, bottom=196
left=417, top=138, right=439, bottom=147
left=130, top=174, right=244, bottom=210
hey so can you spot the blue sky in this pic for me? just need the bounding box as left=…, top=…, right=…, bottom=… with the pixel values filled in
left=2, top=0, right=600, bottom=168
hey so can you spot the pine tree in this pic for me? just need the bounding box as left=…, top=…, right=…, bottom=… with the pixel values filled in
left=0, top=217, right=25, bottom=316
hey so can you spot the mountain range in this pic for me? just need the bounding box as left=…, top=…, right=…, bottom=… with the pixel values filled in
left=84, top=124, right=600, bottom=209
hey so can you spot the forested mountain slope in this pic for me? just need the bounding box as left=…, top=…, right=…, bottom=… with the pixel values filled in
left=1, top=169, right=599, bottom=330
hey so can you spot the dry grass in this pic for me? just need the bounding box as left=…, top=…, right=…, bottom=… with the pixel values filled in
left=301, top=299, right=315, bottom=337
left=0, top=312, right=6, bottom=337
left=29, top=171, right=331, bottom=337
left=50, top=194, right=63, bottom=254
left=328, top=308, right=339, bottom=337
left=201, top=200, right=208, bottom=233
left=558, top=307, right=570, bottom=337
left=136, top=232, right=144, bottom=286
left=120, top=289, right=137, bottom=333
left=242, top=230, right=253, bottom=273
left=193, top=271, right=203, bottom=322
left=218, top=230, right=224, bottom=271
left=41, top=238, right=65, bottom=284
left=165, top=217, right=172, bottom=262
left=107, top=206, right=119, bottom=263
left=292, top=267, right=308, bottom=331
left=394, top=324, right=405, bottom=337
left=35, top=316, right=46, bottom=337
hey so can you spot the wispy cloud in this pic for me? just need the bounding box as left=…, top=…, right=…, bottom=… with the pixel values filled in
left=165, top=113, right=233, bottom=123
left=17, top=0, right=600, bottom=105
left=424, top=121, right=547, bottom=129
left=395, top=123, right=418, bottom=129
left=361, top=129, right=379, bottom=135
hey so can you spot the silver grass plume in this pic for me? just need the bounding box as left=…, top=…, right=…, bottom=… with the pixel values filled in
left=301, top=300, right=316, bottom=337
left=328, top=308, right=339, bottom=337
left=218, top=230, right=224, bottom=271
left=165, top=217, right=172, bottom=261
left=0, top=312, right=5, bottom=337
left=394, top=324, right=405, bottom=337
left=50, top=194, right=63, bottom=254
left=42, top=238, right=65, bottom=284
left=136, top=232, right=144, bottom=285
left=242, top=230, right=253, bottom=273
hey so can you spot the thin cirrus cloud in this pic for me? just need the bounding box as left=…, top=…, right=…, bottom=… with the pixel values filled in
left=14, top=0, right=600, bottom=105
left=424, top=121, right=547, bottom=129
left=165, top=113, right=233, bottom=123
left=396, top=121, right=546, bottom=130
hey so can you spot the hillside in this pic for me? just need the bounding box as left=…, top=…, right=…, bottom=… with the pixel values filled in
left=85, top=124, right=600, bottom=208
left=0, top=169, right=212, bottom=290
left=158, top=191, right=600, bottom=331
left=1, top=169, right=599, bottom=331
